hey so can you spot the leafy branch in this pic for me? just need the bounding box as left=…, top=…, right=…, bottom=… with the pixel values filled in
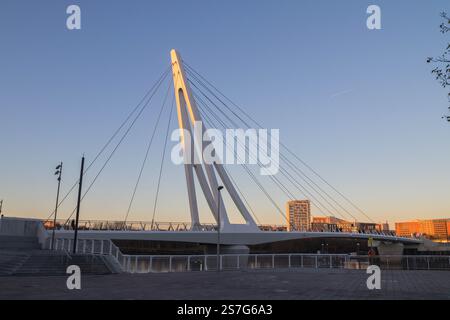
left=427, top=12, right=450, bottom=121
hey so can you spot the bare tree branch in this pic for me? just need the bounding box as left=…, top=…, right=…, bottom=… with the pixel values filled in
left=428, top=12, right=450, bottom=121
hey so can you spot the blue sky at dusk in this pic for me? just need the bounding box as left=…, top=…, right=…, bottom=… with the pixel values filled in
left=0, top=0, right=449, bottom=225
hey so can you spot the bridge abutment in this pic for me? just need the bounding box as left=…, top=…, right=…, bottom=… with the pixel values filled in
left=373, top=241, right=404, bottom=256
left=205, top=244, right=250, bottom=269
left=373, top=241, right=404, bottom=266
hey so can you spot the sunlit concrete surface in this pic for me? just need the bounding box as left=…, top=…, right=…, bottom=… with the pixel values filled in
left=1, top=269, right=449, bottom=300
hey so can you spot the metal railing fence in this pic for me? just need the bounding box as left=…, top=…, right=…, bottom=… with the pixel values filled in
left=47, top=238, right=450, bottom=273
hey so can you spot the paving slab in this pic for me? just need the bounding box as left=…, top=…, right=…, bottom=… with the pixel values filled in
left=0, top=269, right=449, bottom=300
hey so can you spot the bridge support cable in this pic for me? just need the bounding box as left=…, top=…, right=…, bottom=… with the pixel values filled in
left=191, top=84, right=355, bottom=221
left=184, top=62, right=373, bottom=223
left=196, top=96, right=296, bottom=201
left=197, top=98, right=302, bottom=228
left=185, top=61, right=373, bottom=223
left=191, top=87, right=344, bottom=218
left=189, top=76, right=349, bottom=217
left=45, top=67, right=171, bottom=223
left=195, top=94, right=343, bottom=226
left=282, top=147, right=374, bottom=223
left=187, top=69, right=353, bottom=220
left=64, top=71, right=171, bottom=224
left=222, top=166, right=261, bottom=225
left=197, top=101, right=262, bottom=225
left=195, top=93, right=297, bottom=201
left=123, top=81, right=173, bottom=224
left=150, top=96, right=175, bottom=229
left=199, top=110, right=288, bottom=225
left=194, top=88, right=358, bottom=224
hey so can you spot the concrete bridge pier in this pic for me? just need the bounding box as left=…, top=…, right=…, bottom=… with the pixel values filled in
left=222, top=245, right=250, bottom=269
left=205, top=244, right=250, bottom=269
left=373, top=241, right=404, bottom=256
left=373, top=241, right=404, bottom=266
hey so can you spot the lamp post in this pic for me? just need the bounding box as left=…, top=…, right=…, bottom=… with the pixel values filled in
left=73, top=155, right=85, bottom=254
left=0, top=200, right=3, bottom=232
left=217, top=185, right=224, bottom=272
left=51, top=162, right=63, bottom=250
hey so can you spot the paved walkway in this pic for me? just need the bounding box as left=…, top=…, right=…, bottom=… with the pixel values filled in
left=1, top=269, right=449, bottom=300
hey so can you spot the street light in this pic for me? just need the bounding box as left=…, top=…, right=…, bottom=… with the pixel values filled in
left=51, top=162, right=63, bottom=250
left=217, top=185, right=224, bottom=272
left=73, top=155, right=85, bottom=254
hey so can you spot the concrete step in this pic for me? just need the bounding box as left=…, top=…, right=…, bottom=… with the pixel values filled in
left=0, top=235, right=40, bottom=250
left=0, top=252, right=30, bottom=275
left=13, top=254, right=112, bottom=276
left=0, top=235, right=38, bottom=242
left=0, top=242, right=41, bottom=249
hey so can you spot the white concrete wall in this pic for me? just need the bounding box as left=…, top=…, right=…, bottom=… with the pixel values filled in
left=0, top=217, right=49, bottom=248
left=53, top=229, right=421, bottom=246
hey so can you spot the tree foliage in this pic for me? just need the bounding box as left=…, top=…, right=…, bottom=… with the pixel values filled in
left=427, top=12, right=450, bottom=121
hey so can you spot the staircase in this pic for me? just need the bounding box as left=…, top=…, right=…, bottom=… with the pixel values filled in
left=11, top=251, right=112, bottom=276
left=0, top=235, right=40, bottom=250
left=0, top=251, right=30, bottom=275
left=1, top=218, right=124, bottom=275
left=0, top=235, right=39, bottom=275
left=0, top=235, right=116, bottom=276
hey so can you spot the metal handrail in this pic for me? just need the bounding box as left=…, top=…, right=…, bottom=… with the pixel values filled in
left=61, top=247, right=72, bottom=260
left=121, top=253, right=450, bottom=259
left=42, top=218, right=407, bottom=238
left=51, top=237, right=126, bottom=271
left=50, top=236, right=449, bottom=274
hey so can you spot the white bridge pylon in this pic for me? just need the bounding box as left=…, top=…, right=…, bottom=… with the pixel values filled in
left=170, top=49, right=259, bottom=232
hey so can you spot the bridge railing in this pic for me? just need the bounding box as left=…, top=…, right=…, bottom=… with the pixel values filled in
left=44, top=219, right=217, bottom=232
left=122, top=253, right=450, bottom=273
left=46, top=237, right=127, bottom=269
left=42, top=219, right=408, bottom=238
left=47, top=237, right=449, bottom=273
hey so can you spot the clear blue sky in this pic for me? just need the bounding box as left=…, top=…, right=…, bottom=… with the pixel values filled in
left=0, top=0, right=449, bottom=226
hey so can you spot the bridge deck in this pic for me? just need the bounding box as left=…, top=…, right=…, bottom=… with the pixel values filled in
left=53, top=230, right=422, bottom=246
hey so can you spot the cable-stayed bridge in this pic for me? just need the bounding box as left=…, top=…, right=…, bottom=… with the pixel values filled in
left=46, top=50, right=423, bottom=254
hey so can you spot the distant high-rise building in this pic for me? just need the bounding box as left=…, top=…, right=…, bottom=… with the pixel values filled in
left=286, top=200, right=311, bottom=231
left=377, top=221, right=390, bottom=232
left=312, top=216, right=353, bottom=232
left=395, top=219, right=450, bottom=242
left=354, top=222, right=378, bottom=233
left=312, top=216, right=387, bottom=233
